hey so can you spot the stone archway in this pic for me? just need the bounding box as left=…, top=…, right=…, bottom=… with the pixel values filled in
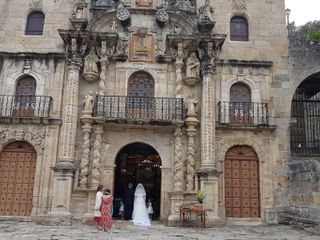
left=114, top=142, right=161, bottom=220
left=224, top=145, right=260, bottom=218
left=0, top=141, right=36, bottom=216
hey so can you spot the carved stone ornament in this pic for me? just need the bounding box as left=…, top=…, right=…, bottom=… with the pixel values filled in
left=29, top=0, right=42, bottom=8
left=174, top=0, right=194, bottom=12
left=0, top=127, right=45, bottom=152
left=156, top=8, right=169, bottom=27
left=116, top=2, right=131, bottom=25
left=129, top=29, right=154, bottom=62
left=231, top=0, right=247, bottom=11
left=136, top=0, right=152, bottom=8
left=95, top=0, right=114, bottom=7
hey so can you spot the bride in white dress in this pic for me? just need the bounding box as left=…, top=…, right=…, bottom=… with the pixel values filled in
left=132, top=183, right=151, bottom=226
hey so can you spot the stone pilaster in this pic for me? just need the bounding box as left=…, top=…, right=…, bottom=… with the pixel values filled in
left=173, top=123, right=184, bottom=191
left=78, top=117, right=94, bottom=189
left=90, top=124, right=103, bottom=189
left=98, top=40, right=109, bottom=95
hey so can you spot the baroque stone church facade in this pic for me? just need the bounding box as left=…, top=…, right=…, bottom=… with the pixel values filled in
left=0, top=0, right=318, bottom=228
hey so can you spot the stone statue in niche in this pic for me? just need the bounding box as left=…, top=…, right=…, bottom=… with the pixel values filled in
left=110, top=20, right=117, bottom=32
left=199, top=0, right=214, bottom=23
left=183, top=52, right=201, bottom=87
left=186, top=52, right=200, bottom=78
left=83, top=47, right=100, bottom=82
left=186, top=98, right=198, bottom=117
left=83, top=91, right=95, bottom=115
left=73, top=0, right=88, bottom=19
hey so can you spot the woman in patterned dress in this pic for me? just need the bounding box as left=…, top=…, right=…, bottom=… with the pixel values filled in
left=99, top=188, right=113, bottom=231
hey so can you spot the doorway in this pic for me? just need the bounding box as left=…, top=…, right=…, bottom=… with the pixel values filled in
left=114, top=142, right=161, bottom=219
left=0, top=141, right=36, bottom=216
left=225, top=145, right=260, bottom=218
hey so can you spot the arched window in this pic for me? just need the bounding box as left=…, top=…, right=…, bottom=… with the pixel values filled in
left=230, top=82, right=251, bottom=102
left=13, top=76, right=37, bottom=117
left=229, top=83, right=252, bottom=124
left=128, top=71, right=154, bottom=98
left=230, top=16, right=248, bottom=41
left=16, top=76, right=37, bottom=96
left=127, top=71, right=155, bottom=119
left=25, top=11, right=45, bottom=35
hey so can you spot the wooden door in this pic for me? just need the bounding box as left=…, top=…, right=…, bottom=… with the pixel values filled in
left=0, top=141, right=36, bottom=216
left=225, top=145, right=260, bottom=218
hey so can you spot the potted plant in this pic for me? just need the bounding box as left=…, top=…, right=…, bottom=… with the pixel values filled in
left=196, top=190, right=205, bottom=204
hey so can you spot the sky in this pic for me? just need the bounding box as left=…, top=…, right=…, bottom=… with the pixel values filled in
left=285, top=0, right=319, bottom=26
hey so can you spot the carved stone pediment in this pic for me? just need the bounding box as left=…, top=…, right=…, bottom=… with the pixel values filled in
left=0, top=126, right=46, bottom=152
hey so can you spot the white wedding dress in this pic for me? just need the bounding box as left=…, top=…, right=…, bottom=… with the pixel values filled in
left=132, top=183, right=151, bottom=226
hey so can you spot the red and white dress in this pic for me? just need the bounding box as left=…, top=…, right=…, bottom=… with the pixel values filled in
left=93, top=190, right=103, bottom=223
left=100, top=195, right=113, bottom=230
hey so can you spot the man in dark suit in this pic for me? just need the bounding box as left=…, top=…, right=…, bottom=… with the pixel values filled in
left=123, top=183, right=135, bottom=220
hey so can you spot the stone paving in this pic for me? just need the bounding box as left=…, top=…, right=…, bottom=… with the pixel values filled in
left=0, top=220, right=319, bottom=240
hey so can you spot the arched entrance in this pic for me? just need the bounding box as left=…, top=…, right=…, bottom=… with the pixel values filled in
left=114, top=142, right=161, bottom=219
left=290, top=72, right=320, bottom=157
left=224, top=145, right=260, bottom=218
left=0, top=141, right=36, bottom=216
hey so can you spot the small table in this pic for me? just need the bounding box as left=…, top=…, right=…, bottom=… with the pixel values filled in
left=180, top=204, right=205, bottom=228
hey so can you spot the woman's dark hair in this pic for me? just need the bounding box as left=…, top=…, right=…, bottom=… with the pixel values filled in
left=104, top=188, right=111, bottom=195
left=97, top=184, right=103, bottom=191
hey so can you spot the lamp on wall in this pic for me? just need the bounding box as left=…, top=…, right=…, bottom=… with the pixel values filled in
left=285, top=8, right=291, bottom=34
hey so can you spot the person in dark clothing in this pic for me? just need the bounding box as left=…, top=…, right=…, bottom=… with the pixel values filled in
left=123, top=183, right=135, bottom=220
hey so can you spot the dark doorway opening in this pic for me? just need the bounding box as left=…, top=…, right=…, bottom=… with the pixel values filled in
left=114, top=142, right=161, bottom=220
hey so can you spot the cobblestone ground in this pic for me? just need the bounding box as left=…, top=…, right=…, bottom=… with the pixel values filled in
left=0, top=220, right=319, bottom=240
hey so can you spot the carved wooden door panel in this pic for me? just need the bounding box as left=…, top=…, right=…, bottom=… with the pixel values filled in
left=127, top=72, right=155, bottom=120
left=13, top=77, right=37, bottom=117
left=225, top=146, right=260, bottom=218
left=229, top=83, right=252, bottom=124
left=0, top=141, right=36, bottom=216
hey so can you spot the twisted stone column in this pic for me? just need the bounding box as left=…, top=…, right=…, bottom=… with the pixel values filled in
left=173, top=124, right=184, bottom=191
left=78, top=118, right=94, bottom=189
left=91, top=125, right=103, bottom=189
left=175, top=43, right=183, bottom=98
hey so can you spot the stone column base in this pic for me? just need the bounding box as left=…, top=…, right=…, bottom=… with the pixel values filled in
left=46, top=211, right=73, bottom=226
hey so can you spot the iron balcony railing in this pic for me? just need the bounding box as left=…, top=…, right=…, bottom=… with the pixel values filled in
left=218, top=101, right=269, bottom=125
left=0, top=95, right=52, bottom=118
left=94, top=95, right=184, bottom=123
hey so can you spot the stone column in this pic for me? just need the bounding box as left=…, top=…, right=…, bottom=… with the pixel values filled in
left=78, top=117, right=94, bottom=189
left=48, top=58, right=81, bottom=222
left=174, top=43, right=183, bottom=98
left=173, top=123, right=184, bottom=191
left=200, top=56, right=216, bottom=169
left=168, top=123, right=185, bottom=226
left=98, top=40, right=109, bottom=95
left=198, top=48, right=223, bottom=226
left=185, top=115, right=199, bottom=192
left=90, top=125, right=103, bottom=189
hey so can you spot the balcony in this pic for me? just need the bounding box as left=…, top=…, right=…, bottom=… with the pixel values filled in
left=0, top=95, right=52, bottom=119
left=218, top=101, right=269, bottom=126
left=93, top=95, right=184, bottom=125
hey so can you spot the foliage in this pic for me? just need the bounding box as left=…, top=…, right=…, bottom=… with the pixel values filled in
left=308, top=29, right=320, bottom=40
left=196, top=190, right=205, bottom=203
